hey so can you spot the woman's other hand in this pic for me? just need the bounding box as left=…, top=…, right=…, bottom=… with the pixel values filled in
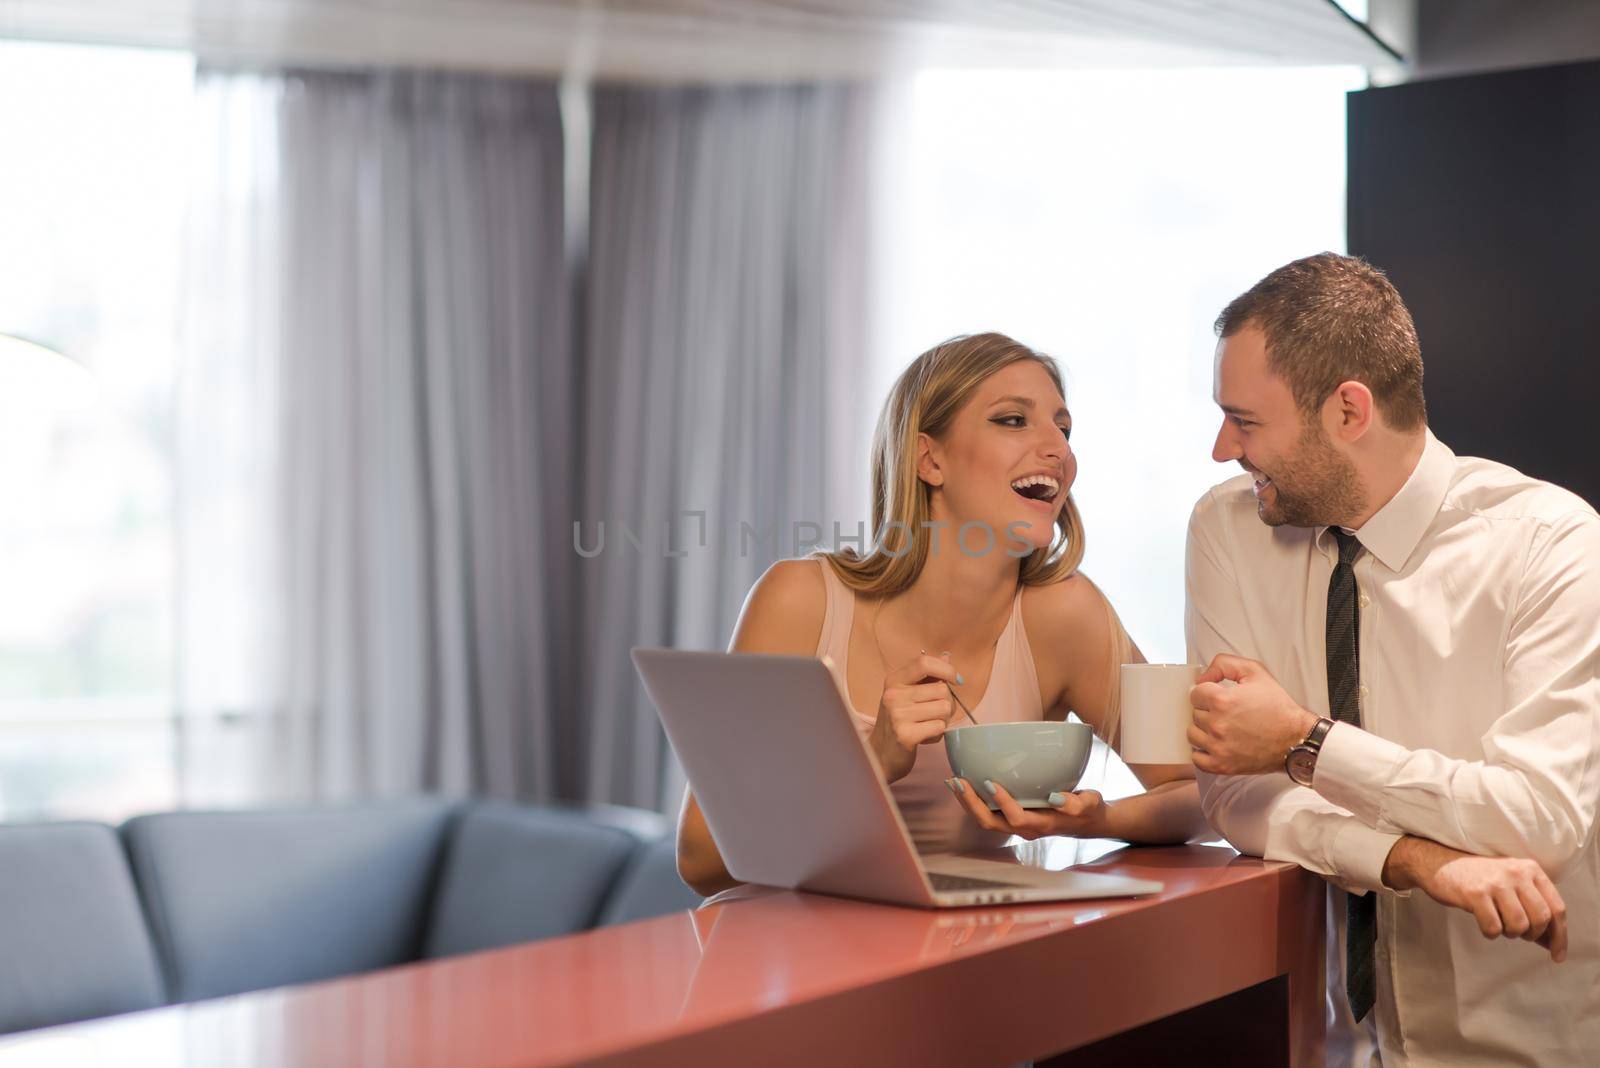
left=947, top=777, right=1109, bottom=841
left=870, top=652, right=963, bottom=782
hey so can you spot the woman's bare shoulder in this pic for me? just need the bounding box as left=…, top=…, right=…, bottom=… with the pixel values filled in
left=728, top=557, right=828, bottom=655
left=1020, top=572, right=1113, bottom=648
left=1022, top=572, right=1138, bottom=723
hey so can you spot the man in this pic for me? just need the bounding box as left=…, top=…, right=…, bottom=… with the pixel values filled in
left=1185, top=252, right=1599, bottom=1066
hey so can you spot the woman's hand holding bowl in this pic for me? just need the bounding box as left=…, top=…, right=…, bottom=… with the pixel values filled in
left=948, top=777, right=1108, bottom=841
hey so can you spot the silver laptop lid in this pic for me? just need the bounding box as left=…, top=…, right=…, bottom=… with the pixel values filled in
left=632, top=648, right=934, bottom=904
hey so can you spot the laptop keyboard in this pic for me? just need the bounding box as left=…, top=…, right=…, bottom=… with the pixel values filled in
left=928, top=872, right=1023, bottom=892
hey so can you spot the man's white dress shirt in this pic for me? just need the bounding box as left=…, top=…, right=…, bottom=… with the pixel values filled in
left=1186, top=429, right=1600, bottom=1067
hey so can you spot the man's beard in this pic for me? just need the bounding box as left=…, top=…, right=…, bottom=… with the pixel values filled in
left=1255, top=422, right=1366, bottom=528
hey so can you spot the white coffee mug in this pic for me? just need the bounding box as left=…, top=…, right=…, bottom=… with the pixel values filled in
left=1119, top=663, right=1202, bottom=765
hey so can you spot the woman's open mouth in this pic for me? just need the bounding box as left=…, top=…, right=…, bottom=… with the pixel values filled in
left=1010, top=474, right=1061, bottom=507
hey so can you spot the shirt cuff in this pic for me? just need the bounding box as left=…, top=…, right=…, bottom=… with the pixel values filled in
left=1313, top=720, right=1408, bottom=830
left=1325, top=817, right=1406, bottom=896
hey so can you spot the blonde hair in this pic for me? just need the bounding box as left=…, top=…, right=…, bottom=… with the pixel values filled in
left=822, top=332, right=1085, bottom=596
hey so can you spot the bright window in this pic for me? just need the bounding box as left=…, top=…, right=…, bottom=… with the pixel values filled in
left=0, top=49, right=1365, bottom=823
left=882, top=66, right=1364, bottom=808
left=883, top=65, right=1365, bottom=661
left=0, top=41, right=194, bottom=821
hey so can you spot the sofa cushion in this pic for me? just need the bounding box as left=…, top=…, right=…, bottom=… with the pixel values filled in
left=122, top=798, right=455, bottom=1001
left=596, top=836, right=702, bottom=927
left=0, top=822, right=166, bottom=1035
left=424, top=802, right=637, bottom=958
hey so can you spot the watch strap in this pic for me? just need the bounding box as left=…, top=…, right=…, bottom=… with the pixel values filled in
left=1301, top=716, right=1335, bottom=751
left=1285, top=717, right=1336, bottom=785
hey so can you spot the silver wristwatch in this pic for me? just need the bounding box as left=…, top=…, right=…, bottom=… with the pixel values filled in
left=1285, top=718, right=1335, bottom=787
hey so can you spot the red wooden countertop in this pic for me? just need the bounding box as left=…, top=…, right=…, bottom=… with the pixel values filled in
left=0, top=844, right=1325, bottom=1067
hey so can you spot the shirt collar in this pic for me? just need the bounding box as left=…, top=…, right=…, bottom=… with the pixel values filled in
left=1316, top=428, right=1454, bottom=573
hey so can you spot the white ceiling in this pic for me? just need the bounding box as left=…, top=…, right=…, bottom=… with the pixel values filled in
left=1, top=0, right=1400, bottom=81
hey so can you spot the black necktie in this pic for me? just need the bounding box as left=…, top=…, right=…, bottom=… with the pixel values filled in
left=1328, top=528, right=1375, bottom=1023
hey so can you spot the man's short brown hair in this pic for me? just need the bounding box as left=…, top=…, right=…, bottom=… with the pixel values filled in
left=1215, top=252, right=1426, bottom=432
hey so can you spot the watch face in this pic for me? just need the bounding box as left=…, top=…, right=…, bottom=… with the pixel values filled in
left=1287, top=748, right=1316, bottom=786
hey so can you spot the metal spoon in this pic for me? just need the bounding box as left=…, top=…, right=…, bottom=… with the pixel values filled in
left=946, top=681, right=979, bottom=726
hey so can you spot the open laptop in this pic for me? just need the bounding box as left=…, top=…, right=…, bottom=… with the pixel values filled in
left=632, top=648, right=1162, bottom=907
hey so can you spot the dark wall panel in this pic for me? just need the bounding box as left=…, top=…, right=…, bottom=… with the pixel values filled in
left=1347, top=59, right=1600, bottom=507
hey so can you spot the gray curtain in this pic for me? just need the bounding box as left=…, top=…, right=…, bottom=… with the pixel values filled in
left=270, top=70, right=573, bottom=800
left=578, top=84, right=877, bottom=810
left=181, top=72, right=875, bottom=812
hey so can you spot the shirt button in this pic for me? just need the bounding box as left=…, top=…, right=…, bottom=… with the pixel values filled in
left=1359, top=685, right=1370, bottom=700
left=1359, top=592, right=1371, bottom=609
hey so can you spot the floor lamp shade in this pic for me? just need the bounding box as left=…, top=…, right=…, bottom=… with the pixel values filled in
left=0, top=333, right=96, bottom=412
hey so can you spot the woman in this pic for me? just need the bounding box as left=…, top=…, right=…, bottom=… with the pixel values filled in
left=677, top=332, right=1206, bottom=896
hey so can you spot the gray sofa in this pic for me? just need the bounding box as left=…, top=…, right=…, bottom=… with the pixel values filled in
left=0, top=797, right=699, bottom=1036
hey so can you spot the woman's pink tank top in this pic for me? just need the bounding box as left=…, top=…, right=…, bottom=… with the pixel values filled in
left=811, top=555, right=1047, bottom=855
